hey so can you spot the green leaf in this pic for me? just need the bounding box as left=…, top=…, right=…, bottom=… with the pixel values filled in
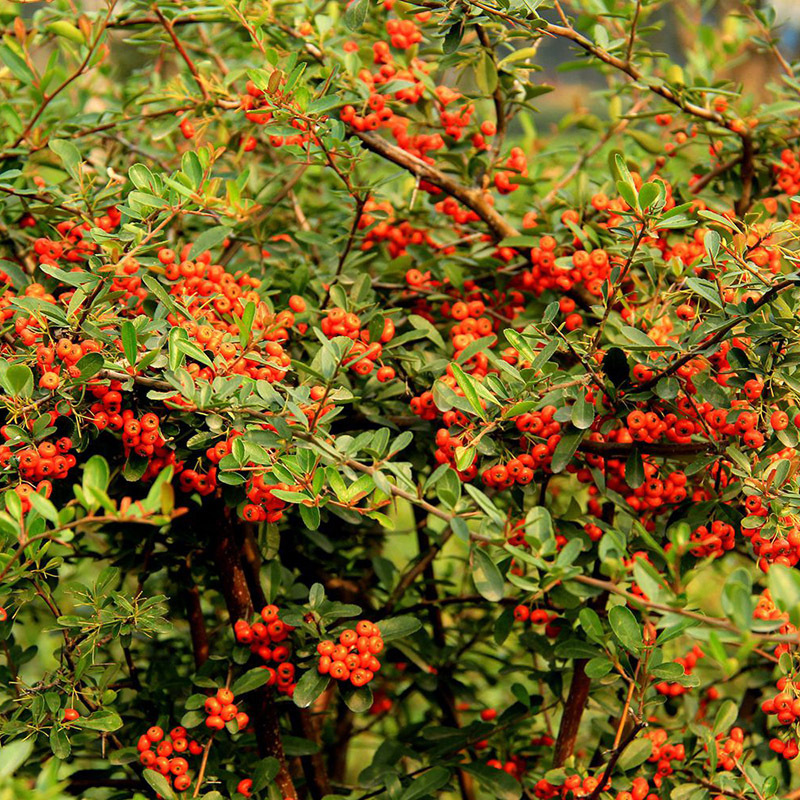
left=377, top=615, right=422, bottom=642
left=129, top=191, right=169, bottom=209
left=0, top=739, right=34, bottom=777
left=186, top=226, right=230, bottom=260
left=620, top=325, right=654, bottom=348
left=50, top=726, right=71, bottom=759
left=436, top=467, right=462, bottom=508
left=143, top=769, right=177, bottom=799
left=240, top=301, right=256, bottom=348
left=472, top=546, right=504, bottom=602
left=442, top=21, right=465, bottom=54
left=129, top=163, right=155, bottom=190
left=768, top=563, right=800, bottom=626
left=253, top=756, right=281, bottom=791
left=47, top=20, right=85, bottom=43
left=83, top=454, right=110, bottom=494
left=344, top=0, right=369, bottom=30
left=28, top=491, right=58, bottom=524
left=625, top=448, right=644, bottom=489
left=300, top=504, right=321, bottom=530
left=608, top=605, right=642, bottom=653
left=4, top=364, right=33, bottom=397
left=75, top=709, right=123, bottom=732
left=571, top=395, right=594, bottom=429
left=49, top=139, right=82, bottom=180
left=401, top=767, right=452, bottom=800
left=77, top=352, right=104, bottom=378
left=407, top=314, right=446, bottom=349
left=578, top=608, right=604, bottom=641
left=293, top=669, right=330, bottom=709
left=231, top=667, right=272, bottom=695
left=704, top=230, right=721, bottom=261
left=713, top=699, right=738, bottom=735
left=450, top=363, right=487, bottom=419
left=550, top=426, right=584, bottom=473
left=0, top=45, right=35, bottom=83
left=613, top=153, right=635, bottom=190
left=341, top=683, right=373, bottom=713
left=123, top=453, right=148, bottom=482
left=626, top=129, right=666, bottom=155
left=181, top=151, right=203, bottom=188
left=585, top=657, right=613, bottom=678
left=617, top=737, right=651, bottom=771
left=143, top=274, right=182, bottom=317
left=476, top=51, right=498, bottom=94
left=120, top=320, right=137, bottom=366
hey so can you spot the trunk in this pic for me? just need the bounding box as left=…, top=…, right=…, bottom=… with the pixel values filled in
left=211, top=503, right=298, bottom=799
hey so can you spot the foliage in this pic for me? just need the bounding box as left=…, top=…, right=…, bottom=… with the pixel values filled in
left=2, top=0, right=800, bottom=799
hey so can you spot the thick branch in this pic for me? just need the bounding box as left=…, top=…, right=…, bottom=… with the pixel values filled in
left=353, top=130, right=517, bottom=241
left=553, top=660, right=591, bottom=766
left=210, top=504, right=297, bottom=799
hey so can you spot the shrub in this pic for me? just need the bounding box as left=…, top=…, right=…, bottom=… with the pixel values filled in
left=2, top=1, right=800, bottom=799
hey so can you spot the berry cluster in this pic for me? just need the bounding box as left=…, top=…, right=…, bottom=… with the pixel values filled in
left=762, top=678, right=800, bottom=760
left=159, top=245, right=295, bottom=384
left=754, top=589, right=797, bottom=658
left=320, top=307, right=396, bottom=379
left=512, top=606, right=555, bottom=626
left=317, top=620, right=384, bottom=686
left=203, top=686, right=249, bottom=731
left=88, top=387, right=180, bottom=481
left=644, top=728, right=685, bottom=785
left=688, top=520, right=736, bottom=559
left=0, top=433, right=76, bottom=511
left=534, top=775, right=660, bottom=800
left=136, top=725, right=203, bottom=792
left=710, top=726, right=745, bottom=771
left=486, top=754, right=527, bottom=780
left=35, top=337, right=104, bottom=390
left=773, top=148, right=800, bottom=196
left=234, top=604, right=298, bottom=696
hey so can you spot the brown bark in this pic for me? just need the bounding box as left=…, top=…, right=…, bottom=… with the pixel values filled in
left=184, top=576, right=210, bottom=668
left=239, top=519, right=332, bottom=798
left=211, top=504, right=297, bottom=799
left=553, top=660, right=592, bottom=767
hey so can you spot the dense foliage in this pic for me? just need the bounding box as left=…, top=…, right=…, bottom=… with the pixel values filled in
left=3, top=1, right=800, bottom=799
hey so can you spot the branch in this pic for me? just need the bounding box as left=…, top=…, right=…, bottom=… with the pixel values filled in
left=553, top=660, right=591, bottom=766
left=353, top=129, right=518, bottom=241
left=690, top=154, right=744, bottom=195
left=542, top=98, right=647, bottom=206
left=9, top=0, right=119, bottom=152
left=635, top=278, right=799, bottom=393
left=586, top=722, right=645, bottom=800
left=152, top=4, right=210, bottom=101
left=577, top=440, right=710, bottom=457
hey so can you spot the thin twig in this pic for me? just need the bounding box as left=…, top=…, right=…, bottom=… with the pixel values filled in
left=152, top=4, right=210, bottom=101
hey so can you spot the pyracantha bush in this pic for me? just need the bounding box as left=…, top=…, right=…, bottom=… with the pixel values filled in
left=4, top=1, right=800, bottom=800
